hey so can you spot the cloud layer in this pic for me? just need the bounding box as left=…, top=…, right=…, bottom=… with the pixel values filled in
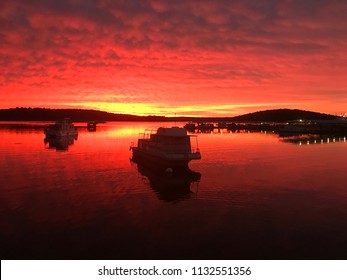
left=1, top=0, right=347, bottom=115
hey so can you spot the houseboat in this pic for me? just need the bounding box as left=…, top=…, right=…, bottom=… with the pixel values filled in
left=130, top=126, right=201, bottom=170
left=44, top=118, right=78, bottom=138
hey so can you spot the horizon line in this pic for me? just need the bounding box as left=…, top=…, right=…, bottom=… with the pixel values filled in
left=0, top=106, right=342, bottom=120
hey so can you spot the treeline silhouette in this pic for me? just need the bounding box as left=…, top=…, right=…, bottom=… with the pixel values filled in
left=228, top=109, right=338, bottom=122
left=0, top=107, right=339, bottom=122
left=0, top=108, right=169, bottom=122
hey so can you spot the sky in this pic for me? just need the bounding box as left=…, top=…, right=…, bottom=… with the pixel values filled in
left=1, top=0, right=347, bottom=117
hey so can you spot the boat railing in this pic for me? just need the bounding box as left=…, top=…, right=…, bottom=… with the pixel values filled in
left=138, top=128, right=158, bottom=139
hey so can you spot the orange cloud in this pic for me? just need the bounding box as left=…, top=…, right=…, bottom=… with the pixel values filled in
left=1, top=0, right=347, bottom=116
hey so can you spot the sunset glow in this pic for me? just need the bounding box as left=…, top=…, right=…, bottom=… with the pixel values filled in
left=1, top=0, right=347, bottom=116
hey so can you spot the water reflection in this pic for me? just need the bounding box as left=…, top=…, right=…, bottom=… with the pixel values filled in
left=44, top=135, right=78, bottom=151
left=280, top=134, right=347, bottom=145
left=2, top=122, right=347, bottom=259
left=132, top=159, right=201, bottom=202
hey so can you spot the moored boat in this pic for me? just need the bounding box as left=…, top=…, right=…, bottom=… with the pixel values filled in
left=184, top=122, right=196, bottom=132
left=44, top=118, right=78, bottom=138
left=130, top=126, right=201, bottom=171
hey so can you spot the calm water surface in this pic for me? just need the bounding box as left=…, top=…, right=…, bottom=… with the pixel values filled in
left=1, top=122, right=347, bottom=259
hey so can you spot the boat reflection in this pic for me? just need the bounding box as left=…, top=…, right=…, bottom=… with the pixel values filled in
left=44, top=135, right=78, bottom=151
left=131, top=158, right=201, bottom=202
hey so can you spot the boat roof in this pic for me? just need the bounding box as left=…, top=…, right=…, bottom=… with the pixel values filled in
left=156, top=126, right=188, bottom=136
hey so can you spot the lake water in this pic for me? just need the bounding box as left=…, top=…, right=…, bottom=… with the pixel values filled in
left=1, top=122, right=347, bottom=260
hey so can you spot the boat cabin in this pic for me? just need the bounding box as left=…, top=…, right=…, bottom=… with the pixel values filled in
left=137, top=127, right=200, bottom=155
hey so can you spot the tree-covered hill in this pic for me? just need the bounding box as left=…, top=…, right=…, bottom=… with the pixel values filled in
left=228, top=109, right=337, bottom=122
left=0, top=107, right=339, bottom=122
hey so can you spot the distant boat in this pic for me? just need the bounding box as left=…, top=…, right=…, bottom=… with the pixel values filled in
left=44, top=118, right=78, bottom=138
left=130, top=126, right=201, bottom=171
left=184, top=122, right=196, bottom=132
left=277, top=123, right=309, bottom=136
left=196, top=122, right=214, bottom=132
left=87, top=121, right=97, bottom=131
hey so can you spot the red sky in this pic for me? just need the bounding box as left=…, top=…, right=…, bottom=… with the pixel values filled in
left=1, top=0, right=347, bottom=117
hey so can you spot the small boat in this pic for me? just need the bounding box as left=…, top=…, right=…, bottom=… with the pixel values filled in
left=44, top=118, right=78, bottom=138
left=184, top=122, right=196, bottom=132
left=130, top=126, right=201, bottom=171
left=277, top=124, right=309, bottom=137
left=196, top=122, right=214, bottom=132
left=87, top=121, right=97, bottom=131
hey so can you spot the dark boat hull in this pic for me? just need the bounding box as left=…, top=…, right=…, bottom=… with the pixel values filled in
left=131, top=148, right=195, bottom=173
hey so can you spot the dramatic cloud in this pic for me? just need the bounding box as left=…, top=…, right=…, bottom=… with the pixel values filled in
left=1, top=0, right=347, bottom=116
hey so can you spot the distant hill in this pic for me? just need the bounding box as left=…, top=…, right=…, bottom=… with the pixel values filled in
left=228, top=109, right=337, bottom=122
left=0, top=107, right=169, bottom=122
left=0, top=107, right=339, bottom=122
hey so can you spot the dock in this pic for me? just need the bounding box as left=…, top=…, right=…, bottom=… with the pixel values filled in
left=184, top=119, right=347, bottom=136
